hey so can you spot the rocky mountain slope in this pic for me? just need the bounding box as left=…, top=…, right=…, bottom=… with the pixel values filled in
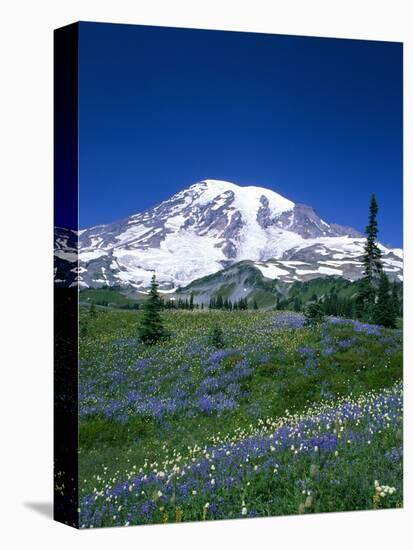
left=54, top=179, right=403, bottom=289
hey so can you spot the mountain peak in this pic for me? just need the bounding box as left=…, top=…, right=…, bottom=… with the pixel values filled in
left=189, top=179, right=295, bottom=215
left=58, top=179, right=402, bottom=290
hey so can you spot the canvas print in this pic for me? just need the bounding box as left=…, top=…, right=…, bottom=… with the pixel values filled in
left=54, top=22, right=403, bottom=528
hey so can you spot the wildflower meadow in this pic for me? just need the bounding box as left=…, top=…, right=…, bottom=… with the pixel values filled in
left=77, top=309, right=402, bottom=527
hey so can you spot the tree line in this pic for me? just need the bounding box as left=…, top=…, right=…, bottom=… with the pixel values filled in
left=162, top=294, right=258, bottom=311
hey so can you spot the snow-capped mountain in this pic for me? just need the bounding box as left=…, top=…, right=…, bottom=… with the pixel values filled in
left=55, top=179, right=403, bottom=289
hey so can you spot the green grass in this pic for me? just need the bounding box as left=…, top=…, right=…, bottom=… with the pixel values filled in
left=77, top=308, right=402, bottom=527
left=80, top=287, right=142, bottom=308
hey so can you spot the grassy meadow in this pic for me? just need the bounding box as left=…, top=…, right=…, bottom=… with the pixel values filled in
left=78, top=307, right=403, bottom=527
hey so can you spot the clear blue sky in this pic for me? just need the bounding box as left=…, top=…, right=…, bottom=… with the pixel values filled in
left=78, top=22, right=402, bottom=247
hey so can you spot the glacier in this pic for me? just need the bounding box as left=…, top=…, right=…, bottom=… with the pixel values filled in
left=54, top=179, right=403, bottom=289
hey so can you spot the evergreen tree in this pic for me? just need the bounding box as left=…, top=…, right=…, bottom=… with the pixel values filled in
left=209, top=325, right=225, bottom=348
left=138, top=274, right=168, bottom=344
left=89, top=301, right=97, bottom=318
left=374, top=272, right=396, bottom=328
left=189, top=292, right=194, bottom=310
left=391, top=281, right=401, bottom=318
left=329, top=291, right=338, bottom=316
left=216, top=295, right=224, bottom=309
left=253, top=299, right=258, bottom=310
left=363, top=194, right=382, bottom=283
left=304, top=302, right=324, bottom=326
left=356, top=194, right=383, bottom=321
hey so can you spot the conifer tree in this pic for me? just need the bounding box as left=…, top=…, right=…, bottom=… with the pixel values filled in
left=209, top=325, right=225, bottom=348
left=391, top=281, right=400, bottom=318
left=139, top=274, right=168, bottom=344
left=356, top=194, right=383, bottom=321
left=253, top=299, right=258, bottom=310
left=304, top=301, right=324, bottom=326
left=374, top=272, right=396, bottom=328
left=363, top=194, right=382, bottom=284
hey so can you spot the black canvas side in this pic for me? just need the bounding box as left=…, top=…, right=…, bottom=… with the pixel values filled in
left=53, top=22, right=79, bottom=529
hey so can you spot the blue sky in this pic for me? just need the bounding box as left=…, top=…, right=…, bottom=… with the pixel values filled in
left=79, top=22, right=402, bottom=247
